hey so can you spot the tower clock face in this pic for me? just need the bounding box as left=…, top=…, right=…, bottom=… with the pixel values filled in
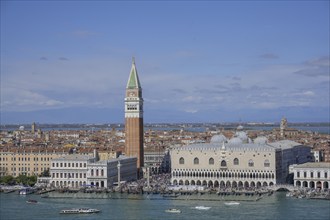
left=130, top=92, right=134, bottom=97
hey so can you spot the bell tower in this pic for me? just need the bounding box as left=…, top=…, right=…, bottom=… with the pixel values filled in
left=125, top=58, right=144, bottom=171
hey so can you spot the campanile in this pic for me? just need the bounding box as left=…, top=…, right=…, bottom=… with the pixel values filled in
left=125, top=58, right=144, bottom=171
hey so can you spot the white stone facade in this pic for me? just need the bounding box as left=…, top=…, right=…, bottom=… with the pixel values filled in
left=87, top=156, right=137, bottom=188
left=291, top=162, right=330, bottom=189
left=170, top=135, right=312, bottom=188
left=50, top=154, right=93, bottom=188
left=49, top=154, right=137, bottom=188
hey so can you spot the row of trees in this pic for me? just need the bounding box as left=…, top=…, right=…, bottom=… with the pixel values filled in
left=0, top=175, right=37, bottom=186
left=0, top=169, right=50, bottom=186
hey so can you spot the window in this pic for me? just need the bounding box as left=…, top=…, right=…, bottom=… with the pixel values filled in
left=248, top=159, right=254, bottom=167
left=221, top=160, right=227, bottom=167
left=264, top=159, right=270, bottom=167
left=193, top=157, right=199, bottom=165
left=325, top=172, right=328, bottom=178
left=304, top=172, right=307, bottom=178
left=233, top=158, right=239, bottom=165
left=297, top=171, right=300, bottom=178
left=310, top=172, right=314, bottom=178
left=209, top=158, right=214, bottom=165
left=179, top=157, right=184, bottom=165
left=317, top=172, right=321, bottom=178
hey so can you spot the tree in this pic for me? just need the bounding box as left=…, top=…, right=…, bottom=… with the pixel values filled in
left=40, top=168, right=50, bottom=177
left=0, top=175, right=15, bottom=185
left=15, top=174, right=28, bottom=185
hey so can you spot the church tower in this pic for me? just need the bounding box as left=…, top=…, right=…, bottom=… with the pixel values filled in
left=125, top=58, right=144, bottom=171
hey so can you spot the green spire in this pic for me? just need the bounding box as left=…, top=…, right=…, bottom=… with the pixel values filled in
left=126, top=57, right=141, bottom=89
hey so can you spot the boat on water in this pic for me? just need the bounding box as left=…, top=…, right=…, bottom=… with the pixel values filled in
left=195, top=206, right=211, bottom=210
left=26, top=199, right=38, bottom=204
left=224, top=201, right=240, bottom=206
left=19, top=188, right=34, bottom=195
left=60, top=208, right=100, bottom=214
left=165, top=208, right=181, bottom=213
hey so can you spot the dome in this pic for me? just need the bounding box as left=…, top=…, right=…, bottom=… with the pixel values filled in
left=210, top=134, right=227, bottom=144
left=237, top=125, right=244, bottom=130
left=228, top=137, right=243, bottom=145
left=235, top=131, right=248, bottom=143
left=254, top=136, right=268, bottom=144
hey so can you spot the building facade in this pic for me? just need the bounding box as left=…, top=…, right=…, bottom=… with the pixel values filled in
left=144, top=150, right=170, bottom=174
left=125, top=59, right=144, bottom=170
left=87, top=156, right=137, bottom=188
left=170, top=133, right=312, bottom=188
left=0, top=150, right=67, bottom=177
left=50, top=154, right=93, bottom=188
left=48, top=154, right=137, bottom=188
left=290, top=162, right=330, bottom=189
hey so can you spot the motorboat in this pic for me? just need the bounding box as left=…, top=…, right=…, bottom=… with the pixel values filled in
left=195, top=206, right=211, bottom=210
left=224, top=201, right=240, bottom=205
left=165, top=208, right=181, bottom=213
left=60, top=208, right=100, bottom=214
left=19, top=188, right=34, bottom=195
left=26, top=199, right=38, bottom=204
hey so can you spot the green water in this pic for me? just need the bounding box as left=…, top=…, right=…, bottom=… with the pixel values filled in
left=1, top=192, right=329, bottom=220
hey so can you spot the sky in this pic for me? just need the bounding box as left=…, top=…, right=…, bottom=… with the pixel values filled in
left=1, top=1, right=329, bottom=124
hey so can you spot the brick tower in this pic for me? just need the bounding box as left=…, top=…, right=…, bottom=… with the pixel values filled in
left=125, top=58, right=144, bottom=172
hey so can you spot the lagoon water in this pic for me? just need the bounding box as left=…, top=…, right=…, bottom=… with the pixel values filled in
left=1, top=192, right=329, bottom=220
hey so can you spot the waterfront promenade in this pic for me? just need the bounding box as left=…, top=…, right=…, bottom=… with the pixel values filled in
left=2, top=174, right=329, bottom=200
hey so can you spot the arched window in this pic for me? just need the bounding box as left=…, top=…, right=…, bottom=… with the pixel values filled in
left=233, top=158, right=239, bottom=165
left=194, top=157, right=199, bottom=165
left=221, top=160, right=227, bottom=167
left=264, top=159, right=270, bottom=167
left=248, top=159, right=254, bottom=167
left=209, top=158, right=214, bottom=165
left=179, top=157, right=184, bottom=165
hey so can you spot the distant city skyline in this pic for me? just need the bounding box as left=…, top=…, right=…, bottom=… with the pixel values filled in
left=1, top=1, right=329, bottom=124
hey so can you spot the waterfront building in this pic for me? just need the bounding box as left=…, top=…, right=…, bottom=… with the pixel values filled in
left=48, top=152, right=137, bottom=188
left=170, top=132, right=312, bottom=188
left=50, top=154, right=93, bottom=188
left=290, top=162, right=330, bottom=189
left=87, top=156, right=137, bottom=187
left=0, top=150, right=67, bottom=177
left=144, top=149, right=170, bottom=174
left=124, top=58, right=144, bottom=171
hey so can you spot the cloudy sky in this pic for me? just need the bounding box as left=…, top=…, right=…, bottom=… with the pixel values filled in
left=1, top=1, right=329, bottom=124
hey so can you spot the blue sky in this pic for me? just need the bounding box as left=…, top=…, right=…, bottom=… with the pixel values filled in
left=1, top=1, right=329, bottom=124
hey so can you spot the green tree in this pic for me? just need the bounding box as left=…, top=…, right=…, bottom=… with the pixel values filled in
left=27, top=176, right=37, bottom=186
left=0, top=175, right=15, bottom=185
left=40, top=168, right=50, bottom=177
left=15, top=174, right=28, bottom=185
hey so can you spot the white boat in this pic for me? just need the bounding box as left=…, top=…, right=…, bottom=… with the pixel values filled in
left=19, top=188, right=34, bottom=195
left=195, top=206, right=211, bottom=210
left=165, top=208, right=181, bottom=213
left=60, top=208, right=100, bottom=214
left=224, top=201, right=240, bottom=206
